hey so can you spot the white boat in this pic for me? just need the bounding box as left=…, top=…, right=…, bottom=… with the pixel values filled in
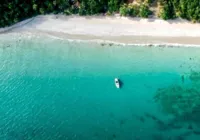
left=114, top=78, right=120, bottom=88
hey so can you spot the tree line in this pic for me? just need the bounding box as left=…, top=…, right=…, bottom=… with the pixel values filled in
left=159, top=0, right=200, bottom=22
left=0, top=0, right=199, bottom=28
left=0, top=0, right=126, bottom=27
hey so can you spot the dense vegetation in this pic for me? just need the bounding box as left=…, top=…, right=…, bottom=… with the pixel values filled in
left=0, top=0, right=123, bottom=27
left=0, top=0, right=199, bottom=28
left=159, top=0, right=200, bottom=22
left=119, top=3, right=151, bottom=18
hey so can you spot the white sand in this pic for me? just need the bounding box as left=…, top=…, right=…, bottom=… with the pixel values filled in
left=1, top=14, right=200, bottom=45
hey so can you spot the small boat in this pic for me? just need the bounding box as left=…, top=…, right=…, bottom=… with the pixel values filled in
left=114, top=78, right=120, bottom=88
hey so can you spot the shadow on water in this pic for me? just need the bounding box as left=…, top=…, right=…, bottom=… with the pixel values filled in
left=118, top=79, right=124, bottom=89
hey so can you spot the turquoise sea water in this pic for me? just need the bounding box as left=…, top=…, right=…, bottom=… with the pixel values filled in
left=0, top=34, right=200, bottom=140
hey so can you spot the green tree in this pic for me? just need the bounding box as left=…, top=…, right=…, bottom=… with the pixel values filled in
left=33, top=4, right=37, bottom=11
left=119, top=4, right=129, bottom=16
left=79, top=1, right=87, bottom=15
left=108, top=0, right=124, bottom=13
left=139, top=4, right=151, bottom=18
left=119, top=4, right=140, bottom=17
left=129, top=4, right=139, bottom=17
left=159, top=0, right=175, bottom=20
left=87, top=0, right=100, bottom=14
left=39, top=8, right=45, bottom=14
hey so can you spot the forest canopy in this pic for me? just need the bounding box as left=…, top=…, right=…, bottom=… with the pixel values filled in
left=158, top=0, right=200, bottom=22
left=0, top=0, right=199, bottom=28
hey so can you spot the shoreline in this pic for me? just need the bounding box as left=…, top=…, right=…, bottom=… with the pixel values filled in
left=1, top=15, right=200, bottom=47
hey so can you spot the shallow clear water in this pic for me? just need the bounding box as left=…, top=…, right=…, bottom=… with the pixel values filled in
left=0, top=34, right=200, bottom=140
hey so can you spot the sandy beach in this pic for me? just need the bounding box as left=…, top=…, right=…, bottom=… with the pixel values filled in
left=1, top=14, right=200, bottom=46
